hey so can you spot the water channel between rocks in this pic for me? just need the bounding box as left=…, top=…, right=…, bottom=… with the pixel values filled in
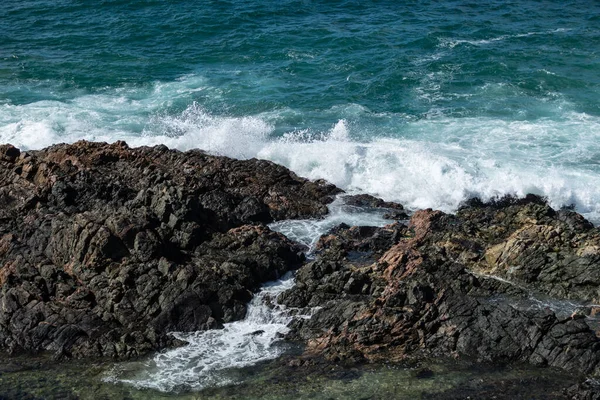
left=0, top=199, right=598, bottom=399
left=102, top=197, right=395, bottom=392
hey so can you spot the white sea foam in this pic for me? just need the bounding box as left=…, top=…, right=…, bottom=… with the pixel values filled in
left=258, top=116, right=600, bottom=222
left=2, top=78, right=600, bottom=223
left=105, top=273, right=298, bottom=392
left=438, top=28, right=572, bottom=49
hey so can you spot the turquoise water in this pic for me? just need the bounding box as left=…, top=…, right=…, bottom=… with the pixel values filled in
left=2, top=0, right=600, bottom=219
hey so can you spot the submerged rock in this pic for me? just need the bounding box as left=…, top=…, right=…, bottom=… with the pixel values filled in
left=341, top=194, right=404, bottom=211
left=281, top=195, right=600, bottom=381
left=0, top=141, right=340, bottom=358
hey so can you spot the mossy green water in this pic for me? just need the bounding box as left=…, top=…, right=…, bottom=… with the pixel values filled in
left=0, top=353, right=580, bottom=399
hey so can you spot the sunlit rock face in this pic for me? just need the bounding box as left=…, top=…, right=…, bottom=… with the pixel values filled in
left=0, top=141, right=340, bottom=359
left=281, top=195, right=600, bottom=377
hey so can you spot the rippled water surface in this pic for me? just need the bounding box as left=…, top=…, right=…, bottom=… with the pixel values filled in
left=1, top=0, right=600, bottom=219
left=0, top=352, right=582, bottom=399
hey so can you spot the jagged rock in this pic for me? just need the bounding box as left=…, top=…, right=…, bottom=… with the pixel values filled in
left=281, top=195, right=600, bottom=380
left=0, top=141, right=340, bottom=358
left=3, top=140, right=599, bottom=398
left=342, top=194, right=408, bottom=220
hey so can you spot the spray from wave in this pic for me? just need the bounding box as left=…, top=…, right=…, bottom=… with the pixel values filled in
left=2, top=80, right=600, bottom=222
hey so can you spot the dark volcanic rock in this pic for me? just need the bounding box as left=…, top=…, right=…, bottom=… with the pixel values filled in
left=342, top=194, right=408, bottom=220
left=342, top=194, right=404, bottom=210
left=281, top=195, right=600, bottom=380
left=0, top=141, right=340, bottom=358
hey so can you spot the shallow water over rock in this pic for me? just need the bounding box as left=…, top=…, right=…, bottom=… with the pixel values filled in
left=0, top=353, right=590, bottom=399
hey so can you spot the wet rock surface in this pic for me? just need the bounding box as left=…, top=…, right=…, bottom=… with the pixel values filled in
left=281, top=195, right=600, bottom=393
left=341, top=194, right=408, bottom=220
left=0, top=141, right=340, bottom=358
left=1, top=141, right=600, bottom=398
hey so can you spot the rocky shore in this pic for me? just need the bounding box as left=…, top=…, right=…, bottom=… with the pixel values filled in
left=0, top=141, right=339, bottom=359
left=1, top=141, right=599, bottom=398
left=283, top=196, right=600, bottom=370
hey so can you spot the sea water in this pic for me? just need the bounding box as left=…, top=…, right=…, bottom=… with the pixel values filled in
left=1, top=0, right=600, bottom=220
left=2, top=1, right=600, bottom=394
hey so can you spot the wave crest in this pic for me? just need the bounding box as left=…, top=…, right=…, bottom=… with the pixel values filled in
left=2, top=84, right=600, bottom=222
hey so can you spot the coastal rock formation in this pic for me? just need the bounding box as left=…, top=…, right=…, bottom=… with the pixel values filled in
left=1, top=140, right=599, bottom=398
left=341, top=194, right=408, bottom=220
left=281, top=195, right=600, bottom=378
left=0, top=141, right=340, bottom=358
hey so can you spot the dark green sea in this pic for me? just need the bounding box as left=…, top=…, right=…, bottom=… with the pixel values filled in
left=1, top=1, right=600, bottom=397
left=2, top=0, right=600, bottom=219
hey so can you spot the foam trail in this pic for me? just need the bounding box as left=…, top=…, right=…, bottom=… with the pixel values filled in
left=438, top=28, right=572, bottom=49
left=269, top=196, right=394, bottom=252
left=105, top=273, right=297, bottom=392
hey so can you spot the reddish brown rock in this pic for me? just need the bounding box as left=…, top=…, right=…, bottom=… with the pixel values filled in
left=281, top=196, right=600, bottom=380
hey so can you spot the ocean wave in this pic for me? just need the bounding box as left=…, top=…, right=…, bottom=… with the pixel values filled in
left=2, top=82, right=600, bottom=222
